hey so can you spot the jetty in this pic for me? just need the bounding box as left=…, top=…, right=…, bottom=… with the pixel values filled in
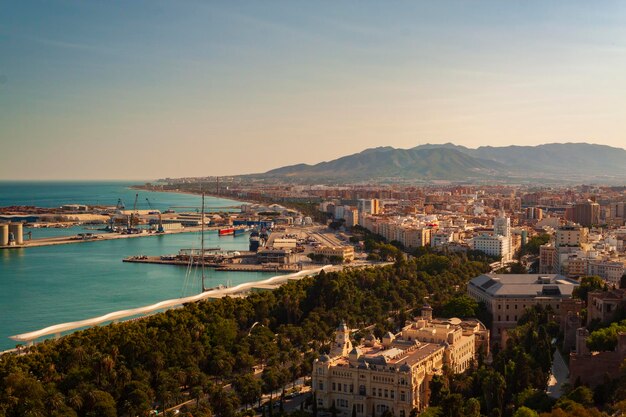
left=0, top=226, right=212, bottom=250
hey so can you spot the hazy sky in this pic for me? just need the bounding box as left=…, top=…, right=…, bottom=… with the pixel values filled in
left=2, top=1, right=626, bottom=180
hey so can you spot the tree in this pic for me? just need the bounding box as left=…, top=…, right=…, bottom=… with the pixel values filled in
left=465, top=398, right=481, bottom=417
left=85, top=390, right=117, bottom=417
left=521, top=234, right=550, bottom=256
left=233, top=373, right=262, bottom=409
left=262, top=367, right=281, bottom=400
left=440, top=393, right=464, bottom=417
left=573, top=276, right=605, bottom=302
left=586, top=320, right=626, bottom=351
left=428, top=375, right=449, bottom=406
left=513, top=407, right=538, bottom=417
left=565, top=386, right=594, bottom=407
left=440, top=295, right=479, bottom=318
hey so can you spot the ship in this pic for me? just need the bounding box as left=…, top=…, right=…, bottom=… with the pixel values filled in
left=218, top=227, right=235, bottom=236
left=233, top=227, right=250, bottom=237
left=249, top=230, right=260, bottom=252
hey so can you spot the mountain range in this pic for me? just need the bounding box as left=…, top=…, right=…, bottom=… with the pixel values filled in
left=251, top=143, right=626, bottom=183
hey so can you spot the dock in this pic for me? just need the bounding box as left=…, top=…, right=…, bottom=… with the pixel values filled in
left=123, top=254, right=304, bottom=273
left=0, top=226, right=217, bottom=250
left=216, top=264, right=302, bottom=272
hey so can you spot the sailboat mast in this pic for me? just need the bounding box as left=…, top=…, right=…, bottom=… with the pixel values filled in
left=201, top=191, right=206, bottom=292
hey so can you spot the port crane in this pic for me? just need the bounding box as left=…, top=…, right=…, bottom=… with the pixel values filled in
left=145, top=197, right=164, bottom=233
left=127, top=193, right=139, bottom=232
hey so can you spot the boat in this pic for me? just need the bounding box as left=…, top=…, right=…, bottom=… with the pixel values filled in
left=249, top=236, right=260, bottom=252
left=233, top=227, right=250, bottom=236
left=218, top=227, right=235, bottom=236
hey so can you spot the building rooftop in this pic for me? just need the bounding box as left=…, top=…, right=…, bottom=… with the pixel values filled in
left=469, top=273, right=579, bottom=298
left=332, top=340, right=443, bottom=369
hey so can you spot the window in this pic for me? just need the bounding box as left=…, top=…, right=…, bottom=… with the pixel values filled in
left=356, top=404, right=364, bottom=413
left=332, top=383, right=336, bottom=391
left=344, top=384, right=348, bottom=393
left=400, top=411, right=405, bottom=417
left=391, top=390, right=395, bottom=399
left=338, top=384, right=342, bottom=392
left=384, top=389, right=388, bottom=398
left=401, top=391, right=406, bottom=401
left=359, top=385, right=366, bottom=396
left=318, top=381, right=324, bottom=391
left=350, top=384, right=354, bottom=393
left=378, top=388, right=382, bottom=397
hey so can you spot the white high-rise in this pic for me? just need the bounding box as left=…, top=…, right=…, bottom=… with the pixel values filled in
left=494, top=211, right=511, bottom=237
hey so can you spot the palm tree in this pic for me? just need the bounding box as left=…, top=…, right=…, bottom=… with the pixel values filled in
left=45, top=391, right=65, bottom=415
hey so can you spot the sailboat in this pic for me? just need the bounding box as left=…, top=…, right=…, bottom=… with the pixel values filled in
left=200, top=192, right=226, bottom=292
left=201, top=192, right=209, bottom=292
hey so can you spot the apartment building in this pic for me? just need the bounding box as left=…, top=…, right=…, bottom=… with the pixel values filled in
left=472, top=234, right=512, bottom=262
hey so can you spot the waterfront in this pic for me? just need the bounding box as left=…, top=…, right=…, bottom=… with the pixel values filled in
left=0, top=182, right=278, bottom=350
left=0, top=180, right=240, bottom=212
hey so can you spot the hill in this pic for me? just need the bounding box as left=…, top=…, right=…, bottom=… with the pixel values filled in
left=413, top=142, right=626, bottom=180
left=251, top=142, right=626, bottom=183
left=262, top=147, right=502, bottom=181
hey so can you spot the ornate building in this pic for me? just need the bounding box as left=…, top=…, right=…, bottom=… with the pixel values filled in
left=312, top=307, right=489, bottom=417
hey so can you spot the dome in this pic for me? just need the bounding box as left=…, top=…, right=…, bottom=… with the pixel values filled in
left=365, top=334, right=376, bottom=341
left=400, top=362, right=411, bottom=372
left=349, top=347, right=361, bottom=356
left=383, top=331, right=395, bottom=339
left=337, top=321, right=348, bottom=332
left=319, top=354, right=330, bottom=363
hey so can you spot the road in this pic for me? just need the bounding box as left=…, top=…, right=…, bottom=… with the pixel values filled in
left=546, top=349, right=569, bottom=398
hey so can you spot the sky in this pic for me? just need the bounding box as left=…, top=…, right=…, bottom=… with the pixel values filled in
left=1, top=1, right=626, bottom=180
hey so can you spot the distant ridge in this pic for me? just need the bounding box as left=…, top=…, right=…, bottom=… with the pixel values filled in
left=250, top=142, right=626, bottom=183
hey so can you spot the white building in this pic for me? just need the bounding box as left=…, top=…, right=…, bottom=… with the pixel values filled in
left=472, top=234, right=512, bottom=262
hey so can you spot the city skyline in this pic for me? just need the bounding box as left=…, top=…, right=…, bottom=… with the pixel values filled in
left=3, top=1, right=626, bottom=180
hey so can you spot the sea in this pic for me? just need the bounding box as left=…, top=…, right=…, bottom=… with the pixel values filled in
left=0, top=181, right=279, bottom=350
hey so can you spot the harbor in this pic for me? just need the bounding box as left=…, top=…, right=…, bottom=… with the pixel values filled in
left=0, top=181, right=285, bottom=351
left=0, top=182, right=364, bottom=350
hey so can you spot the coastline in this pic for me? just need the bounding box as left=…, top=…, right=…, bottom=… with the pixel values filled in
left=129, top=184, right=251, bottom=205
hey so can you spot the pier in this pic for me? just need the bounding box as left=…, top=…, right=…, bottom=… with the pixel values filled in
left=0, top=226, right=220, bottom=250
left=122, top=254, right=305, bottom=272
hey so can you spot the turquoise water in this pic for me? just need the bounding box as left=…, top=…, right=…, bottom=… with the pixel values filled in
left=0, top=180, right=237, bottom=212
left=0, top=182, right=277, bottom=350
